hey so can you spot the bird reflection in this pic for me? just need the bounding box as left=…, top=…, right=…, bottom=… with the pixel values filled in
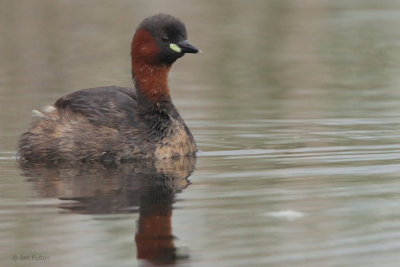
left=20, top=156, right=196, bottom=265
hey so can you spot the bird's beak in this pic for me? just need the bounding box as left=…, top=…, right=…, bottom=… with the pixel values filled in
left=176, top=40, right=200, bottom=54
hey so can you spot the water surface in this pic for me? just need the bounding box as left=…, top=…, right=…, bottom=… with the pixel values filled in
left=1, top=0, right=400, bottom=266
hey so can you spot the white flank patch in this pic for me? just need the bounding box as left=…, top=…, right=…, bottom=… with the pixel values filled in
left=32, top=105, right=55, bottom=117
left=32, top=109, right=43, bottom=117
left=264, top=210, right=304, bottom=220
left=42, top=105, right=55, bottom=113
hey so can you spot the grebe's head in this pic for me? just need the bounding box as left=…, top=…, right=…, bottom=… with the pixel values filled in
left=131, top=13, right=199, bottom=65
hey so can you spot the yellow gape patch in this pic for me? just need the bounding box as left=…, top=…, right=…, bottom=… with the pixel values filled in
left=170, top=43, right=181, bottom=53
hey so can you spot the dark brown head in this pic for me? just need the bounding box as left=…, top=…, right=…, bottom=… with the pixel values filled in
left=131, top=14, right=199, bottom=102
left=131, top=13, right=199, bottom=66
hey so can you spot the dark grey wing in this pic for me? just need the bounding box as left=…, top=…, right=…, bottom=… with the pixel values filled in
left=54, top=86, right=138, bottom=128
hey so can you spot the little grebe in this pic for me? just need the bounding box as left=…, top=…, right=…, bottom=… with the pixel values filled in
left=18, top=13, right=199, bottom=163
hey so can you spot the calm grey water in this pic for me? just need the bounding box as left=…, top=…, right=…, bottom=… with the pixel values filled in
left=1, top=0, right=400, bottom=266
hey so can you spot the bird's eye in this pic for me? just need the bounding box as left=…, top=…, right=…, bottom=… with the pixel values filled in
left=162, top=36, right=169, bottom=42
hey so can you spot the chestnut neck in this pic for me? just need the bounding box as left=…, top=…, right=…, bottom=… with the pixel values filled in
left=133, top=63, right=171, bottom=103
left=131, top=29, right=172, bottom=103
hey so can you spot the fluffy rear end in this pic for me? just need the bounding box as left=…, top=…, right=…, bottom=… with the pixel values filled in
left=18, top=106, right=122, bottom=162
